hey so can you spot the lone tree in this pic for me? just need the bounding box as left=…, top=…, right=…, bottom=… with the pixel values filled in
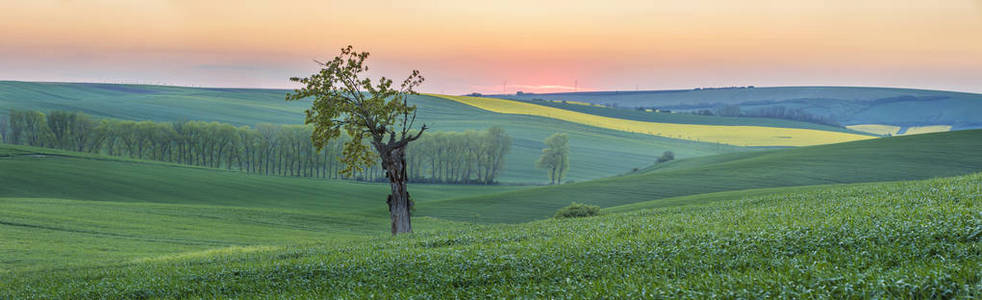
left=657, top=150, right=675, bottom=163
left=536, top=133, right=570, bottom=184
left=286, top=45, right=426, bottom=235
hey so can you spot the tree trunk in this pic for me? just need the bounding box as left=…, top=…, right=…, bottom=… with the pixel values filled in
left=381, top=147, right=412, bottom=235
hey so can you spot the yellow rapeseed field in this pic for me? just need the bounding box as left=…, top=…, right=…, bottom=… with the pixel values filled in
left=432, top=94, right=876, bottom=147
left=901, top=125, right=952, bottom=135
left=846, top=124, right=902, bottom=136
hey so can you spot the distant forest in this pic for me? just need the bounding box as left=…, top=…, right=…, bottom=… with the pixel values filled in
left=685, top=105, right=840, bottom=126
left=1, top=110, right=512, bottom=184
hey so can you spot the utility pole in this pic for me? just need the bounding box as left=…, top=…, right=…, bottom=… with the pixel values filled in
left=503, top=80, right=508, bottom=94
left=574, top=80, right=578, bottom=92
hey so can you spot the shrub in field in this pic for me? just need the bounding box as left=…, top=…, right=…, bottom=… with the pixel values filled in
left=554, top=202, right=600, bottom=218
left=657, top=150, right=675, bottom=163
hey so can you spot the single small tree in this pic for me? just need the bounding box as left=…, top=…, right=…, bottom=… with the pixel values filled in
left=536, top=133, right=570, bottom=184
left=657, top=150, right=675, bottom=163
left=286, top=45, right=427, bottom=235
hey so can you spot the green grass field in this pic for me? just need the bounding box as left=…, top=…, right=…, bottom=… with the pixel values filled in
left=3, top=81, right=981, bottom=298
left=3, top=130, right=980, bottom=275
left=0, top=81, right=745, bottom=183
left=0, top=144, right=527, bottom=213
left=419, top=130, right=982, bottom=223
left=3, top=173, right=978, bottom=298
left=4, top=130, right=979, bottom=225
left=0, top=143, right=526, bottom=273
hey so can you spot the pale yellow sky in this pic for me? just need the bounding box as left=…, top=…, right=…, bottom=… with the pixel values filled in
left=1, top=0, right=981, bottom=93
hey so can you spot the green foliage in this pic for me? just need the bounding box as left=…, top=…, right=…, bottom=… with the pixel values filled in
left=536, top=133, right=570, bottom=184
left=407, top=127, right=512, bottom=184
left=3, top=110, right=513, bottom=183
left=286, top=45, right=426, bottom=176
left=553, top=202, right=600, bottom=218
left=2, top=173, right=979, bottom=298
left=7, top=109, right=49, bottom=146
left=0, top=115, right=7, bottom=143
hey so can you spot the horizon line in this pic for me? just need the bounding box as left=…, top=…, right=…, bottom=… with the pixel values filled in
left=2, top=79, right=980, bottom=96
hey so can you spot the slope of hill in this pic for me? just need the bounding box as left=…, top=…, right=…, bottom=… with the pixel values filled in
left=496, top=86, right=982, bottom=129
left=0, top=144, right=513, bottom=271
left=418, top=130, right=982, bottom=223
left=0, top=81, right=743, bottom=183
left=0, top=144, right=525, bottom=213
left=520, top=98, right=860, bottom=132
left=4, top=173, right=978, bottom=298
left=434, top=94, right=874, bottom=146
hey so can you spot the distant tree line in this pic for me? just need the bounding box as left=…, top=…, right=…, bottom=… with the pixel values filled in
left=690, top=104, right=840, bottom=126
left=0, top=110, right=511, bottom=184
left=407, top=127, right=512, bottom=184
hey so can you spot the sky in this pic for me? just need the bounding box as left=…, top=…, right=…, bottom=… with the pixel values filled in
left=1, top=0, right=981, bottom=94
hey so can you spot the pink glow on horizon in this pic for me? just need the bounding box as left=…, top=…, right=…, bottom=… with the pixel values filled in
left=1, top=1, right=981, bottom=94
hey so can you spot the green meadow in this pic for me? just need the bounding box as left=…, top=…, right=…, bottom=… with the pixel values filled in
left=2, top=81, right=981, bottom=298
left=2, top=172, right=979, bottom=298
left=420, top=130, right=982, bottom=223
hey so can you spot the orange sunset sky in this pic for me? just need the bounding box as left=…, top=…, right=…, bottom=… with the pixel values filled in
left=1, top=0, right=981, bottom=94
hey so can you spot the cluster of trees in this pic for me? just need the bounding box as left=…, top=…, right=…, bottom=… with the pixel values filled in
left=536, top=133, right=570, bottom=184
left=741, top=106, right=839, bottom=126
left=1, top=110, right=512, bottom=184
left=406, top=127, right=512, bottom=184
left=691, top=104, right=839, bottom=126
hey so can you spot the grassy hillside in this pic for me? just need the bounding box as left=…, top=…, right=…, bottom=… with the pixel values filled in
left=497, top=86, right=982, bottom=129
left=4, top=173, right=979, bottom=298
left=435, top=94, right=874, bottom=146
left=0, top=144, right=518, bottom=272
left=0, top=81, right=743, bottom=183
left=419, top=130, right=982, bottom=223
left=0, top=144, right=525, bottom=213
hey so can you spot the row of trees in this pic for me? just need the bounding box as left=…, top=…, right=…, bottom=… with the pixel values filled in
left=0, top=110, right=511, bottom=184
left=407, top=127, right=512, bottom=184
left=691, top=104, right=840, bottom=126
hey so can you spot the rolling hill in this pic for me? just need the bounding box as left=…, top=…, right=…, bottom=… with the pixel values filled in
left=434, top=94, right=874, bottom=146
left=0, top=144, right=525, bottom=213
left=2, top=123, right=979, bottom=298
left=6, top=129, right=977, bottom=226
left=418, top=130, right=982, bottom=223
left=496, top=86, right=982, bottom=130
left=0, top=81, right=748, bottom=183
left=0, top=143, right=520, bottom=272
left=514, top=97, right=861, bottom=132
left=4, top=173, right=978, bottom=298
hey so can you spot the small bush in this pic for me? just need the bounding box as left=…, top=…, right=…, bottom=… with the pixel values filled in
left=657, top=151, right=675, bottom=163
left=553, top=203, right=601, bottom=219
